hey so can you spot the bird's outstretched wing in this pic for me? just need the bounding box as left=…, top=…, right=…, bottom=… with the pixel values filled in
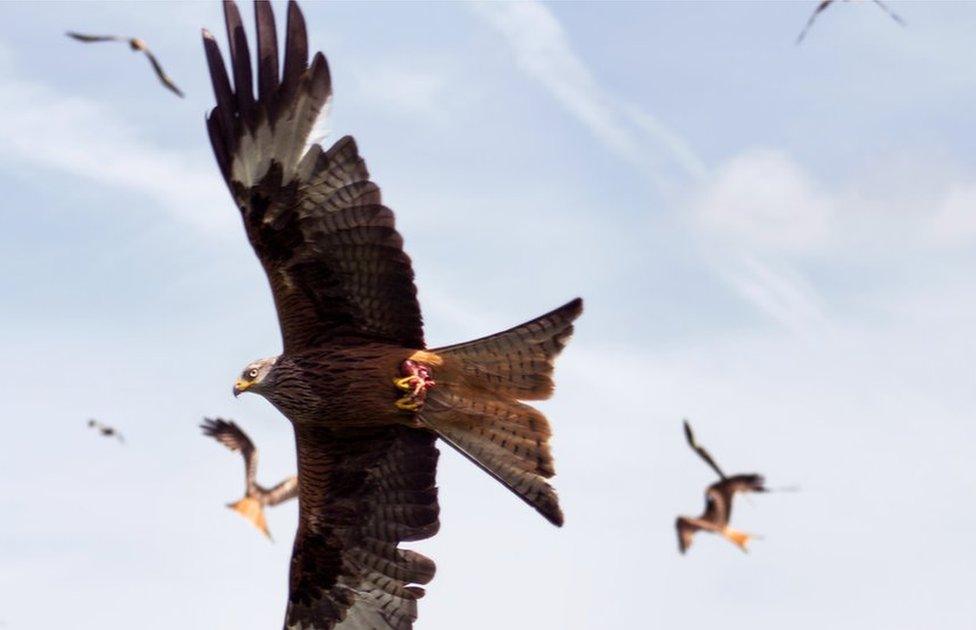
left=265, top=475, right=299, bottom=506
left=203, top=0, right=424, bottom=354
left=871, top=0, right=906, bottom=26
left=683, top=420, right=726, bottom=480
left=201, top=417, right=258, bottom=488
left=142, top=49, right=185, bottom=97
left=288, top=424, right=439, bottom=630
left=795, top=0, right=834, bottom=44
left=65, top=31, right=127, bottom=43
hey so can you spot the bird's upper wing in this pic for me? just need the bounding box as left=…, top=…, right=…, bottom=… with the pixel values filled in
left=201, top=417, right=258, bottom=487
left=203, top=0, right=424, bottom=353
left=287, top=424, right=439, bottom=630
left=682, top=420, right=726, bottom=480
left=141, top=49, right=185, bottom=97
left=65, top=32, right=127, bottom=43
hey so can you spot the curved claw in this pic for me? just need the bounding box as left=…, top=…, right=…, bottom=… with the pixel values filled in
left=393, top=360, right=435, bottom=412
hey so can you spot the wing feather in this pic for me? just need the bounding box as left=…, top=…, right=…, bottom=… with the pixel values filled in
left=201, top=417, right=259, bottom=488
left=286, top=425, right=439, bottom=630
left=203, top=0, right=424, bottom=353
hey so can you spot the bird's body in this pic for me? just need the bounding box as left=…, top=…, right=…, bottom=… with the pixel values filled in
left=201, top=418, right=297, bottom=539
left=65, top=31, right=184, bottom=97
left=203, top=2, right=582, bottom=627
left=87, top=419, right=124, bottom=443
left=676, top=421, right=765, bottom=554
left=676, top=474, right=766, bottom=554
left=261, top=345, right=414, bottom=429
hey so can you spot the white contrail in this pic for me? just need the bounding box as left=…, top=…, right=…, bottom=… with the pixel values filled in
left=471, top=1, right=707, bottom=188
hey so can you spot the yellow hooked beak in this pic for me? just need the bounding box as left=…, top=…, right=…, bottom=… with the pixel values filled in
left=233, top=380, right=251, bottom=397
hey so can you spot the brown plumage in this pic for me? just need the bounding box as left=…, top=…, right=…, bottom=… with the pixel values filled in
left=676, top=422, right=766, bottom=554
left=202, top=2, right=582, bottom=628
left=796, top=0, right=905, bottom=44
left=66, top=31, right=184, bottom=97
left=200, top=418, right=298, bottom=539
left=87, top=418, right=124, bottom=443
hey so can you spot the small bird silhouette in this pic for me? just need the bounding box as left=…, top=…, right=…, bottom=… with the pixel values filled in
left=66, top=32, right=184, bottom=97
left=87, top=419, right=124, bottom=443
left=676, top=420, right=768, bottom=554
left=796, top=0, right=905, bottom=45
left=200, top=418, right=297, bottom=540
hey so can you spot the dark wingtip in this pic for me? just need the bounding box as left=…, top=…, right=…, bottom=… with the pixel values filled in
left=541, top=497, right=565, bottom=527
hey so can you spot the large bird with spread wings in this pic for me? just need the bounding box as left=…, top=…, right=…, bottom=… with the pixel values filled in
left=202, top=1, right=582, bottom=627
left=201, top=418, right=298, bottom=539
left=676, top=420, right=767, bottom=554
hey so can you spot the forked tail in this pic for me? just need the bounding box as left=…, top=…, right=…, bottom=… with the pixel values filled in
left=228, top=496, right=271, bottom=540
left=417, top=298, right=582, bottom=527
left=723, top=527, right=755, bottom=552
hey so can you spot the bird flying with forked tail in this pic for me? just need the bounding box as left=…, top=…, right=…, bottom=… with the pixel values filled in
left=200, top=418, right=297, bottom=540
left=202, top=1, right=583, bottom=627
left=676, top=421, right=767, bottom=554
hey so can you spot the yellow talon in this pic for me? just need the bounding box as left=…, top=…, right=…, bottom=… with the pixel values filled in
left=395, top=397, right=421, bottom=411
left=393, top=376, right=416, bottom=391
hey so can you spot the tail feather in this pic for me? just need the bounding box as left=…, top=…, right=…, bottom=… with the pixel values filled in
left=434, top=298, right=582, bottom=400
left=419, top=298, right=582, bottom=527
left=228, top=496, right=271, bottom=540
left=723, top=527, right=752, bottom=552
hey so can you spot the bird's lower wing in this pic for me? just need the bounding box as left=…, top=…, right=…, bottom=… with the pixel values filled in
left=142, top=50, right=184, bottom=97
left=266, top=475, right=299, bottom=506
left=286, top=425, right=439, bottom=630
left=675, top=517, right=699, bottom=553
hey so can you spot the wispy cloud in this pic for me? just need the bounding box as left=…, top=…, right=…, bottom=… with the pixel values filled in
left=471, top=1, right=707, bottom=189
left=0, top=74, right=231, bottom=233
left=720, top=255, right=829, bottom=334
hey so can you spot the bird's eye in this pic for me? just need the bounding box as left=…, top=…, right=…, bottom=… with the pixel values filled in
left=248, top=368, right=259, bottom=379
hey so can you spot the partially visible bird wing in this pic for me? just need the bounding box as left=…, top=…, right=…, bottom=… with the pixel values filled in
left=65, top=32, right=127, bottom=43
left=201, top=418, right=258, bottom=488
left=683, top=420, right=726, bottom=480
left=675, top=517, right=700, bottom=554
left=204, top=0, right=424, bottom=354
left=265, top=475, right=299, bottom=506
left=871, top=0, right=906, bottom=26
left=287, top=425, right=439, bottom=630
left=795, top=0, right=834, bottom=44
left=141, top=48, right=185, bottom=97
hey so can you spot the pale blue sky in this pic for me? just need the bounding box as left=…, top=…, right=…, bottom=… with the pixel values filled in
left=2, top=1, right=976, bottom=628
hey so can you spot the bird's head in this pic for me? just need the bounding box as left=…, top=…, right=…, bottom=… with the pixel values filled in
left=233, top=356, right=278, bottom=397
